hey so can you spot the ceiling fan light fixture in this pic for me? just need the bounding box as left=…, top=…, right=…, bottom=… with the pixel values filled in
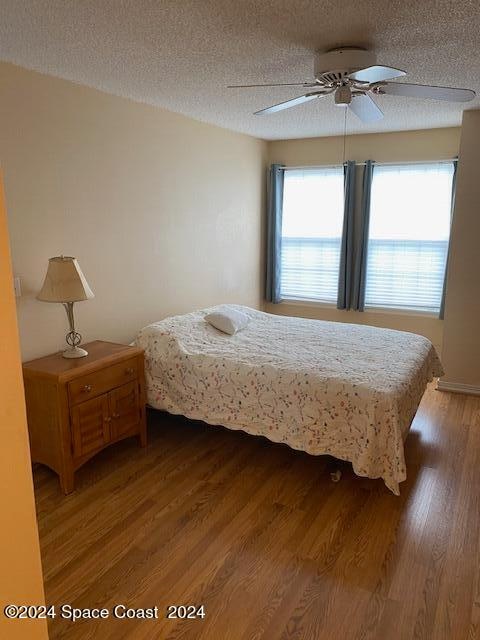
left=231, top=45, right=476, bottom=122
left=334, top=85, right=352, bottom=106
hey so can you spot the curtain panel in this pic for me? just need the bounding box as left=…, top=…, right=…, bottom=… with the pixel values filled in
left=352, top=160, right=374, bottom=311
left=439, top=158, right=458, bottom=319
left=265, top=164, right=285, bottom=304
left=337, top=161, right=356, bottom=309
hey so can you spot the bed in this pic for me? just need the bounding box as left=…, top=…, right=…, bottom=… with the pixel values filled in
left=135, top=305, right=443, bottom=494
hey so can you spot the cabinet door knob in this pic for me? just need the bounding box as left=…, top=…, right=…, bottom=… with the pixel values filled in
left=125, top=367, right=134, bottom=375
left=82, top=384, right=92, bottom=393
left=104, top=416, right=112, bottom=423
left=112, top=413, right=120, bottom=419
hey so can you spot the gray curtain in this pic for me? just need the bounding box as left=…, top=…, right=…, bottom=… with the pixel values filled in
left=265, top=164, right=285, bottom=303
left=352, top=160, right=374, bottom=311
left=337, top=161, right=356, bottom=309
left=439, top=158, right=458, bottom=319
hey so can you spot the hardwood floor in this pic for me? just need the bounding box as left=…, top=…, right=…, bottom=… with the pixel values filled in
left=34, top=386, right=480, bottom=640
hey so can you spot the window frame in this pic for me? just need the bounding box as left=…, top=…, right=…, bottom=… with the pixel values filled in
left=272, top=159, right=456, bottom=317
left=362, top=160, right=455, bottom=316
left=279, top=164, right=346, bottom=305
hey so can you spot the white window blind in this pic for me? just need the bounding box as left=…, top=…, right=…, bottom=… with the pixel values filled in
left=364, top=162, right=454, bottom=313
left=280, top=167, right=344, bottom=302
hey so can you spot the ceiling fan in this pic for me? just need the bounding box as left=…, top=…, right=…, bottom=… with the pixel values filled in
left=228, top=47, right=476, bottom=123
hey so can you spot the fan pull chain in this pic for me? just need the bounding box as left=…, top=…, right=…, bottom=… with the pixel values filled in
left=342, top=105, right=347, bottom=165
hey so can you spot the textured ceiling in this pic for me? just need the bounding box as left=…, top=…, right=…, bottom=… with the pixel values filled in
left=0, top=0, right=479, bottom=140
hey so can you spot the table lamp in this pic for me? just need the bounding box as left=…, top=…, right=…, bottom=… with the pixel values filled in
left=37, top=256, right=94, bottom=358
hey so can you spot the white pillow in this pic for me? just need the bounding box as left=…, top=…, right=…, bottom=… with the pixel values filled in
left=205, top=308, right=250, bottom=335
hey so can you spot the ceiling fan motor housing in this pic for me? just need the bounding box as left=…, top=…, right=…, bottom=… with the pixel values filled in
left=314, top=47, right=377, bottom=83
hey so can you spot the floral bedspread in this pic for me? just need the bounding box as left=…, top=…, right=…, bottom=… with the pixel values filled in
left=135, top=305, right=443, bottom=494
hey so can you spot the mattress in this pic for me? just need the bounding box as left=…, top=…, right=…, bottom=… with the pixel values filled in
left=135, top=305, right=443, bottom=494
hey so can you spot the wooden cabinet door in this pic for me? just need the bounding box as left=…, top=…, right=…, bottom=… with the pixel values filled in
left=109, top=381, right=140, bottom=440
left=71, top=394, right=110, bottom=459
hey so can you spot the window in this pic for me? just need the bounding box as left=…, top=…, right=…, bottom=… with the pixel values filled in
left=269, top=160, right=455, bottom=314
left=280, top=167, right=344, bottom=302
left=364, top=162, right=454, bottom=313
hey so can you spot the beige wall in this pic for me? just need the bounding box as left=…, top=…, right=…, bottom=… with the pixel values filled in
left=266, top=127, right=461, bottom=352
left=441, top=110, right=480, bottom=389
left=268, top=127, right=460, bottom=166
left=0, top=62, right=267, bottom=361
left=0, top=176, right=47, bottom=640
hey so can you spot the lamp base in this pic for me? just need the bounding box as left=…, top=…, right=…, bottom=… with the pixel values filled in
left=62, top=346, right=89, bottom=359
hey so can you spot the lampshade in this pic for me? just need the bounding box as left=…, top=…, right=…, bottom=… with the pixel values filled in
left=37, top=256, right=94, bottom=303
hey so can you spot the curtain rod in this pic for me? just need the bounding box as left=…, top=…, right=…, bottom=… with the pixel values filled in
left=279, top=158, right=457, bottom=170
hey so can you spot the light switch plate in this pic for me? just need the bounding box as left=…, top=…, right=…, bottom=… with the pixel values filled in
left=13, top=276, right=22, bottom=298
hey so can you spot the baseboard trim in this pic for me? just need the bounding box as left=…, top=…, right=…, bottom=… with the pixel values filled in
left=437, top=380, right=480, bottom=396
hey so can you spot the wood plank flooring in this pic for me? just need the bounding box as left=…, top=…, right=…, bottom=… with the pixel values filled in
left=33, top=386, right=480, bottom=640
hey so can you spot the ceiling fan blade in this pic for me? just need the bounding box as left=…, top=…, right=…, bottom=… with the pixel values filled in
left=348, top=65, right=406, bottom=83
left=228, top=82, right=319, bottom=88
left=254, top=91, right=329, bottom=115
left=348, top=93, right=384, bottom=123
left=378, top=81, right=476, bottom=102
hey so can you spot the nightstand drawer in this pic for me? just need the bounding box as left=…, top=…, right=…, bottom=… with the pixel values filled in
left=68, top=357, right=138, bottom=405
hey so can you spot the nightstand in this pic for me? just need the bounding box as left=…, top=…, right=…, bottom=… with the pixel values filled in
left=23, top=340, right=147, bottom=494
